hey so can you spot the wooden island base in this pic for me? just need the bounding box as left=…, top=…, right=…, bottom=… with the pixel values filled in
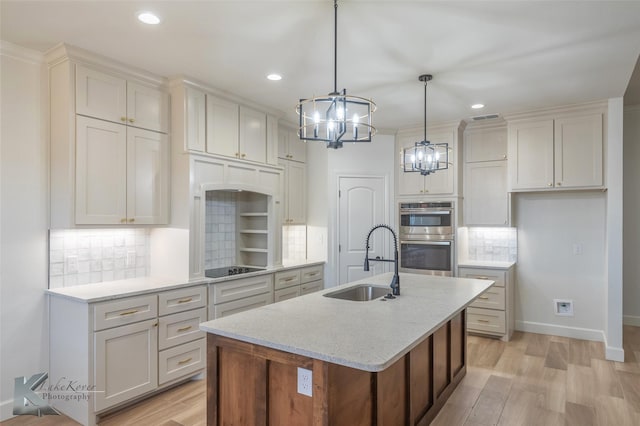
left=207, top=310, right=466, bottom=425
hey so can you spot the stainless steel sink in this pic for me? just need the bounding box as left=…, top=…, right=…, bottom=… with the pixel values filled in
left=323, top=284, right=389, bottom=301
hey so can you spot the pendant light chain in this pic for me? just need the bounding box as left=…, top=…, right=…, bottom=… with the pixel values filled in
left=333, top=0, right=338, bottom=95
left=423, top=78, right=427, bottom=143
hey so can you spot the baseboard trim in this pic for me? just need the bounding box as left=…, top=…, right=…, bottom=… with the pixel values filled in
left=623, top=315, right=640, bottom=327
left=604, top=334, right=625, bottom=362
left=1, top=398, right=15, bottom=422
left=515, top=320, right=604, bottom=342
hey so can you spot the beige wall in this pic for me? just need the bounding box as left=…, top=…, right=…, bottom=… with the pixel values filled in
left=0, top=41, right=49, bottom=420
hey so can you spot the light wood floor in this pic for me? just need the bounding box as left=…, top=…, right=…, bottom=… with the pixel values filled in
left=3, top=326, right=639, bottom=425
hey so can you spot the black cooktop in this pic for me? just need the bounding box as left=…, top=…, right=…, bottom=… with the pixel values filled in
left=205, top=266, right=266, bottom=279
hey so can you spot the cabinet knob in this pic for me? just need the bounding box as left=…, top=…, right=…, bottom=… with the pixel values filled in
left=503, top=154, right=507, bottom=160
left=120, top=117, right=127, bottom=122
left=241, top=153, right=246, bottom=158
left=128, top=218, right=135, bottom=223
left=557, top=182, right=562, bottom=186
left=120, top=218, right=127, bottom=223
left=548, top=183, right=553, bottom=187
left=236, top=152, right=240, bottom=157
left=128, top=118, right=135, bottom=123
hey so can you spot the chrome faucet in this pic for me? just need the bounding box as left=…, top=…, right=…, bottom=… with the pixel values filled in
left=363, top=224, right=400, bottom=296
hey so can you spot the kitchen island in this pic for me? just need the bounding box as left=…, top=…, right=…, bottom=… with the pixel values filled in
left=200, top=272, right=493, bottom=425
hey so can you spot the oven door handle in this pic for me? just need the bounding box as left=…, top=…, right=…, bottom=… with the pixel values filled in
left=401, top=240, right=452, bottom=246
left=400, top=210, right=451, bottom=215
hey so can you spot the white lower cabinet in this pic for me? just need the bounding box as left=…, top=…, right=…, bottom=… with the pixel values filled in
left=49, top=285, right=207, bottom=426
left=209, top=274, right=274, bottom=319
left=94, top=319, right=158, bottom=412
left=458, top=265, right=515, bottom=341
left=273, top=264, right=324, bottom=302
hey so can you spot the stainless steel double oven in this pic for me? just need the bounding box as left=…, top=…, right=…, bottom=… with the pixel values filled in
left=399, top=201, right=454, bottom=276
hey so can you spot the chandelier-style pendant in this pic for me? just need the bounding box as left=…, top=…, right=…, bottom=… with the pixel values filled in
left=296, top=0, right=376, bottom=149
left=403, top=74, right=449, bottom=175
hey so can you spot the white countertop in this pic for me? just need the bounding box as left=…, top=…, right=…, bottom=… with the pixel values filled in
left=199, top=272, right=493, bottom=372
left=457, top=260, right=516, bottom=270
left=46, top=260, right=325, bottom=303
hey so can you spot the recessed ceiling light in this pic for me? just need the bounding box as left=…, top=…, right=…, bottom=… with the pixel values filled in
left=471, top=103, right=485, bottom=109
left=137, top=12, right=161, bottom=25
left=267, top=74, right=282, bottom=81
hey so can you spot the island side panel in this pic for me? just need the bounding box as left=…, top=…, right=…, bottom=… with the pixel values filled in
left=409, top=336, right=433, bottom=424
left=376, top=356, right=407, bottom=425
left=327, top=364, right=373, bottom=425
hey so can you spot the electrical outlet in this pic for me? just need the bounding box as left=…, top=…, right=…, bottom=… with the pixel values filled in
left=126, top=250, right=136, bottom=267
left=297, top=367, right=312, bottom=397
left=554, top=299, right=574, bottom=316
left=572, top=243, right=583, bottom=255
left=65, top=255, right=78, bottom=274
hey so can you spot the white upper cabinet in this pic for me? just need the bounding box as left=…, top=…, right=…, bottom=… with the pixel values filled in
left=278, top=126, right=306, bottom=162
left=76, top=65, right=169, bottom=133
left=239, top=106, right=267, bottom=163
left=508, top=112, right=603, bottom=191
left=206, top=95, right=239, bottom=157
left=463, top=123, right=509, bottom=226
left=75, top=116, right=169, bottom=225
left=186, top=87, right=206, bottom=152
left=554, top=114, right=603, bottom=189
left=465, top=127, right=507, bottom=162
left=280, top=159, right=307, bottom=224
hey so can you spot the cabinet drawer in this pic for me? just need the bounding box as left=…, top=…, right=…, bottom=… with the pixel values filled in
left=301, top=280, right=324, bottom=295
left=94, top=294, right=157, bottom=331
left=212, top=274, right=273, bottom=304
left=274, top=286, right=301, bottom=302
left=300, top=265, right=323, bottom=284
left=158, top=307, right=207, bottom=351
left=274, top=269, right=301, bottom=290
left=470, top=287, right=505, bottom=310
left=467, top=307, right=506, bottom=335
left=213, top=293, right=272, bottom=319
left=158, top=339, right=206, bottom=385
left=458, top=268, right=506, bottom=288
left=158, top=286, right=206, bottom=316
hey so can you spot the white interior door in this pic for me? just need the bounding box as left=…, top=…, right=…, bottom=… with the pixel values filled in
left=338, top=176, right=388, bottom=285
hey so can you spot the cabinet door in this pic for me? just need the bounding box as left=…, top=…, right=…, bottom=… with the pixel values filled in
left=239, top=106, right=266, bottom=163
left=508, top=119, right=554, bottom=190
left=288, top=129, right=307, bottom=162
left=76, top=65, right=127, bottom=124
left=397, top=134, right=426, bottom=195
left=277, top=127, right=289, bottom=159
left=464, top=161, right=508, bottom=226
left=425, top=166, right=454, bottom=195
left=554, top=113, right=603, bottom=189
left=185, top=87, right=206, bottom=152
left=94, top=319, right=158, bottom=412
left=465, top=127, right=507, bottom=162
left=127, top=82, right=169, bottom=133
left=76, top=116, right=127, bottom=224
left=126, top=127, right=169, bottom=224
left=286, top=161, right=307, bottom=224
left=206, top=95, right=239, bottom=157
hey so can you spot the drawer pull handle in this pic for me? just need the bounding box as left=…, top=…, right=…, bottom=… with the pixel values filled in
left=477, top=319, right=490, bottom=323
left=477, top=276, right=490, bottom=280
left=478, top=296, right=490, bottom=300
left=177, top=298, right=193, bottom=304
left=308, top=272, right=318, bottom=276
left=178, top=357, right=192, bottom=365
left=177, top=325, right=192, bottom=332
left=119, top=310, right=139, bottom=316
left=285, top=277, right=294, bottom=282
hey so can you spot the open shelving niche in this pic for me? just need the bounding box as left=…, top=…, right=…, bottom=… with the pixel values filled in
left=236, top=192, right=269, bottom=267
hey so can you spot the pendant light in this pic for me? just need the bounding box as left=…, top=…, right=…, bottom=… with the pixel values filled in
left=296, top=0, right=376, bottom=149
left=403, top=75, right=449, bottom=175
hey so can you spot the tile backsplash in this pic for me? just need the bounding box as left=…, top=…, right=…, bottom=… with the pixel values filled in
left=204, top=191, right=237, bottom=269
left=282, top=225, right=307, bottom=261
left=49, top=228, right=150, bottom=288
left=458, top=227, right=517, bottom=263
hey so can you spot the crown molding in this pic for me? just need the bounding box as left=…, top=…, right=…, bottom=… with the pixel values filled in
left=0, top=40, right=44, bottom=65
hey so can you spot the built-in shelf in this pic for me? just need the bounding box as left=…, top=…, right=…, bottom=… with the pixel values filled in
left=237, top=193, right=269, bottom=268
left=239, top=248, right=268, bottom=253
left=240, top=212, right=268, bottom=217
left=239, top=229, right=268, bottom=234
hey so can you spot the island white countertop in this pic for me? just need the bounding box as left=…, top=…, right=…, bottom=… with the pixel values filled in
left=200, top=272, right=493, bottom=372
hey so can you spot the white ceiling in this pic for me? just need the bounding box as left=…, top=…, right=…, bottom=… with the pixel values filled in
left=2, top=0, right=640, bottom=130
